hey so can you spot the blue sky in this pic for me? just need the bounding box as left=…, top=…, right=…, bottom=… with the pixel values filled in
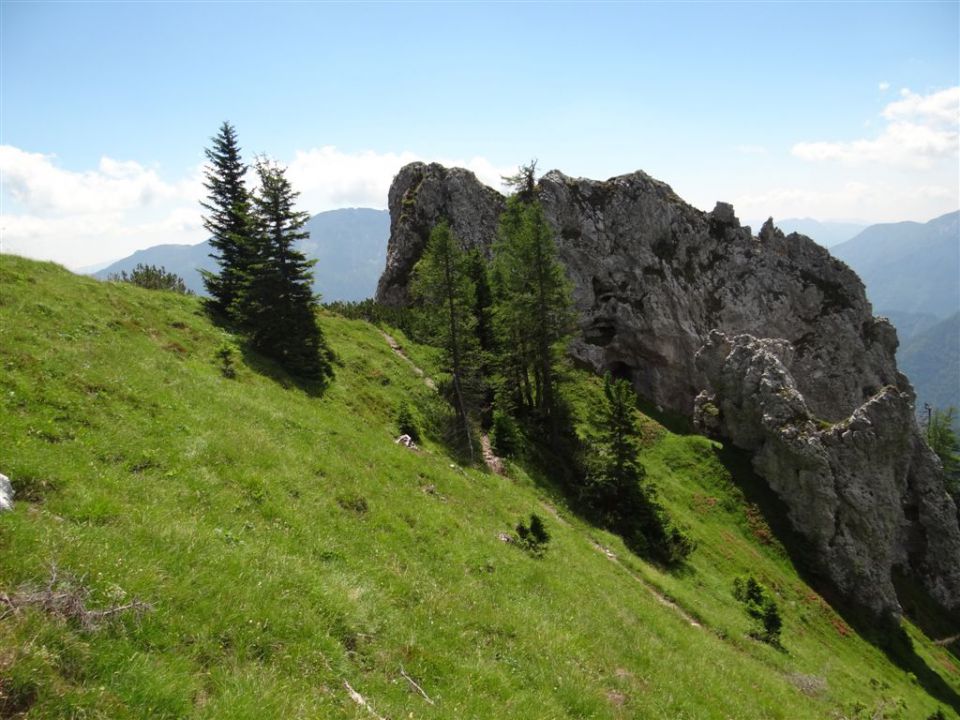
left=2, top=1, right=958, bottom=267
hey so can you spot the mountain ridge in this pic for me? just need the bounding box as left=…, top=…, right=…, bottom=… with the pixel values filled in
left=830, top=210, right=960, bottom=319
left=93, top=207, right=389, bottom=302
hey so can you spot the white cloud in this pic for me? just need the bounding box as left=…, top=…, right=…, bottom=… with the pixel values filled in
left=285, top=146, right=512, bottom=213
left=734, top=144, right=767, bottom=155
left=791, top=86, right=959, bottom=169
left=0, top=145, right=201, bottom=215
left=1, top=144, right=512, bottom=269
left=0, top=145, right=208, bottom=268
left=878, top=81, right=890, bottom=92
left=882, top=86, right=960, bottom=127
left=733, top=178, right=957, bottom=224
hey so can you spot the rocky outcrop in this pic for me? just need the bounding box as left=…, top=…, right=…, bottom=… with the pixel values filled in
left=376, top=163, right=504, bottom=306
left=694, top=332, right=960, bottom=615
left=376, top=162, right=960, bottom=616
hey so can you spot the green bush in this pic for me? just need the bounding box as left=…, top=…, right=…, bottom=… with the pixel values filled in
left=491, top=410, right=523, bottom=457
left=396, top=400, right=420, bottom=442
left=733, top=575, right=783, bottom=645
left=109, top=263, right=192, bottom=294
left=215, top=341, right=238, bottom=379
left=515, top=513, right=550, bottom=556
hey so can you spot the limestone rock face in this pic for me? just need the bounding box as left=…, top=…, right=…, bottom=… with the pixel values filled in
left=376, top=163, right=504, bottom=306
left=694, top=332, right=960, bottom=615
left=376, top=162, right=960, bottom=616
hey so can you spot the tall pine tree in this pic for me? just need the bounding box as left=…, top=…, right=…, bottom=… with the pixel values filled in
left=491, top=193, right=574, bottom=444
left=411, top=221, right=480, bottom=459
left=200, top=122, right=254, bottom=319
left=244, top=157, right=331, bottom=382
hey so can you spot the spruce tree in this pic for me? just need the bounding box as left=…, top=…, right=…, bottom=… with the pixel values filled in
left=583, top=373, right=648, bottom=531
left=491, top=194, right=574, bottom=443
left=244, top=157, right=331, bottom=381
left=583, top=373, right=694, bottom=564
left=200, top=122, right=254, bottom=319
left=411, top=220, right=480, bottom=458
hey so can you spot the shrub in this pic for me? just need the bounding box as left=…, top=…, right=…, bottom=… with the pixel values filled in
left=733, top=575, right=783, bottom=645
left=323, top=298, right=416, bottom=334
left=515, top=513, right=550, bottom=556
left=491, top=410, right=523, bottom=457
left=396, top=400, right=420, bottom=442
left=215, top=341, right=238, bottom=379
left=109, top=264, right=192, bottom=294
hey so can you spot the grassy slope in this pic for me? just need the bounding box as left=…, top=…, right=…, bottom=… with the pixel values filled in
left=0, top=255, right=957, bottom=719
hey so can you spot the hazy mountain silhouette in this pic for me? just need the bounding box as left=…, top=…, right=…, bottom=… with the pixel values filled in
left=831, top=210, right=959, bottom=319
left=93, top=208, right=389, bottom=302
left=772, top=217, right=867, bottom=248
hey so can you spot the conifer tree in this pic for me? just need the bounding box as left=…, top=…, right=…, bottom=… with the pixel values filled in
left=411, top=221, right=480, bottom=458
left=583, top=373, right=694, bottom=564
left=583, top=373, right=648, bottom=529
left=244, top=157, right=331, bottom=381
left=200, top=122, right=254, bottom=319
left=491, top=193, right=574, bottom=443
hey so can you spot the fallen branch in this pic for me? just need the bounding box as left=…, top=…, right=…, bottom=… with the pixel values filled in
left=344, top=680, right=388, bottom=720
left=400, top=664, right=435, bottom=705
left=933, top=633, right=959, bottom=647
left=83, top=599, right=155, bottom=621
left=0, top=564, right=153, bottom=630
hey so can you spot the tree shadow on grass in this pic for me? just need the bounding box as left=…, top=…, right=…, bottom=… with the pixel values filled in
left=238, top=344, right=331, bottom=398
left=202, top=305, right=334, bottom=398
left=634, top=396, right=693, bottom=436
left=714, top=443, right=960, bottom=713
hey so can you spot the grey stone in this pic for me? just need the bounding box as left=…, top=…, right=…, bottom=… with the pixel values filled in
left=376, top=162, right=505, bottom=306
left=0, top=473, right=13, bottom=512
left=376, top=162, right=960, bottom=616
left=695, top=331, right=960, bottom=615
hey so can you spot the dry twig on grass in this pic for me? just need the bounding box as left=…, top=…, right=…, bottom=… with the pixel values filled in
left=399, top=664, right=435, bottom=705
left=0, top=564, right=153, bottom=630
left=343, top=680, right=388, bottom=720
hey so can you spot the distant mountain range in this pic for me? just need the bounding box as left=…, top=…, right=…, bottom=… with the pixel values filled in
left=826, top=210, right=960, bottom=416
left=93, top=208, right=389, bottom=303
left=899, top=313, right=960, bottom=414
left=830, top=211, right=960, bottom=319
left=769, top=218, right=868, bottom=248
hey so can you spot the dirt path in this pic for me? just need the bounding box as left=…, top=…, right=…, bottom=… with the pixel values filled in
left=538, top=500, right=570, bottom=527
left=382, top=332, right=436, bottom=390
left=480, top=433, right=504, bottom=475
left=590, top=540, right=702, bottom=629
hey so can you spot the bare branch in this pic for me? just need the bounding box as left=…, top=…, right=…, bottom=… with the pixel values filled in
left=399, top=664, right=435, bottom=705
left=0, top=567, right=154, bottom=630
left=343, top=680, right=388, bottom=720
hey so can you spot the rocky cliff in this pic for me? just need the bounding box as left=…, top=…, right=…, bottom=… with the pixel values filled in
left=376, top=162, right=960, bottom=617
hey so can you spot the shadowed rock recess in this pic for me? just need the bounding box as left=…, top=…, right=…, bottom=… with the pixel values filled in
left=376, top=162, right=960, bottom=617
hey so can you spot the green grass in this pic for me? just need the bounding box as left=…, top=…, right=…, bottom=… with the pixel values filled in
left=0, top=254, right=957, bottom=719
